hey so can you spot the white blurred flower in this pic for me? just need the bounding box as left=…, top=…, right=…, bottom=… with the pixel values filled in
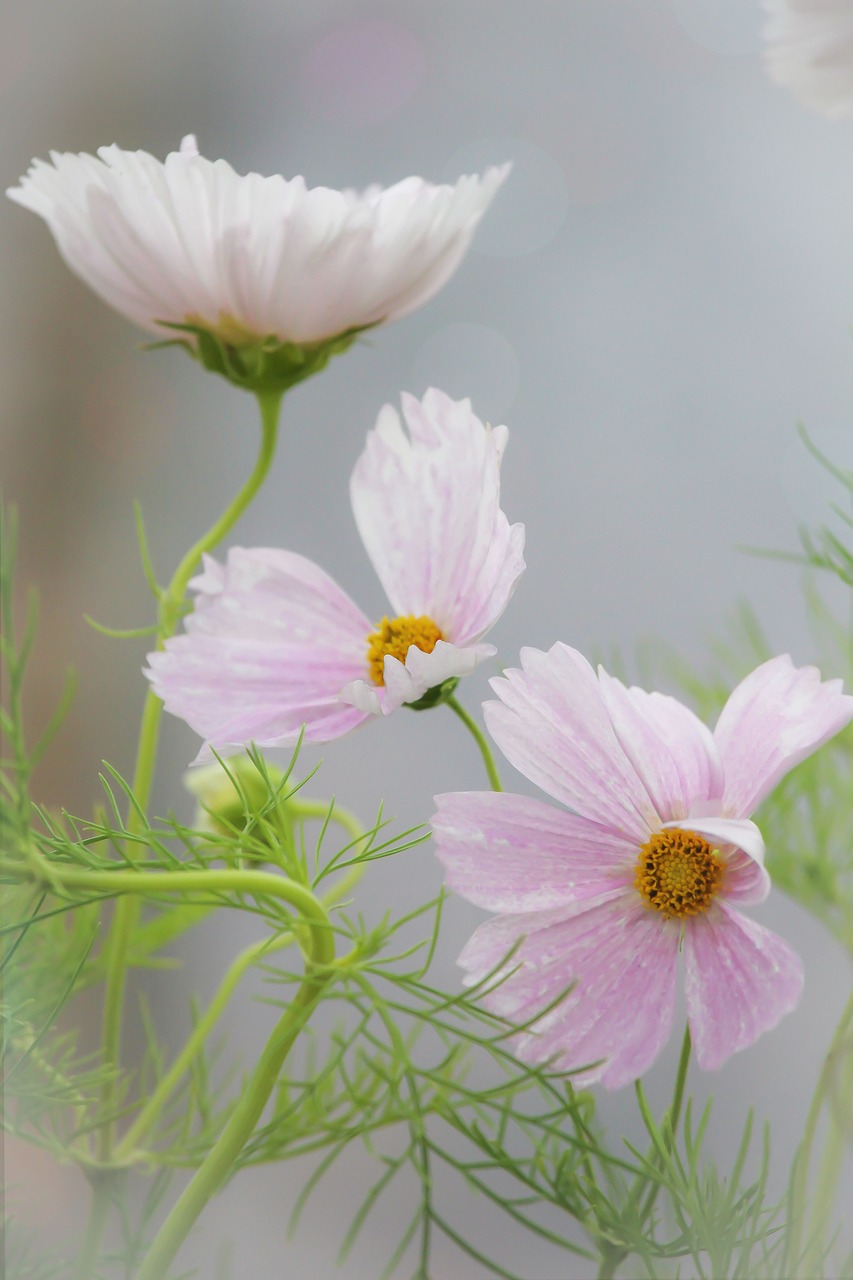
left=763, top=0, right=853, bottom=118
left=8, top=136, right=508, bottom=389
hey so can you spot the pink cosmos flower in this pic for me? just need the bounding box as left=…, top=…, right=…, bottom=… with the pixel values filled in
left=145, top=389, right=525, bottom=760
left=433, top=644, right=853, bottom=1089
left=763, top=0, right=853, bottom=119
left=7, top=136, right=507, bottom=349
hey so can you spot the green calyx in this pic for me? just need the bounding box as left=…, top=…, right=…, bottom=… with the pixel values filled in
left=406, top=677, right=461, bottom=713
left=147, top=320, right=373, bottom=394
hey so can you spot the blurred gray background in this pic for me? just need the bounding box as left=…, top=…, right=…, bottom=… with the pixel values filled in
left=3, top=0, right=853, bottom=1276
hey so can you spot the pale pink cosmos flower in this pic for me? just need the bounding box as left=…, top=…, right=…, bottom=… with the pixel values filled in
left=763, top=0, right=853, bottom=118
left=7, top=136, right=508, bottom=348
left=145, top=389, right=525, bottom=761
left=433, top=643, right=853, bottom=1089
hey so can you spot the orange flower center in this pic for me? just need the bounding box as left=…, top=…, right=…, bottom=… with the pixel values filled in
left=366, top=615, right=444, bottom=687
left=634, top=828, right=724, bottom=920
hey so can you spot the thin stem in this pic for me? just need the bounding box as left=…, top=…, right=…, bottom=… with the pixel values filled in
left=74, top=1176, right=112, bottom=1280
left=637, top=1024, right=691, bottom=1225
left=133, top=904, right=335, bottom=1280
left=113, top=857, right=364, bottom=1161
left=445, top=694, right=502, bottom=792
left=788, top=983, right=853, bottom=1275
left=95, top=388, right=283, bottom=1165
left=601, top=1025, right=692, bottom=1280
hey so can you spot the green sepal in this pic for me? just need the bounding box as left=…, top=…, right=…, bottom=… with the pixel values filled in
left=406, top=677, right=461, bottom=713
left=144, top=320, right=374, bottom=394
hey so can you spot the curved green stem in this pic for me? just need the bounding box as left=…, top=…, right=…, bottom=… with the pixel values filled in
left=787, top=983, right=853, bottom=1275
left=133, top=903, right=335, bottom=1280
left=113, top=857, right=365, bottom=1162
left=445, top=694, right=502, bottom=792
left=96, top=388, right=284, bottom=1162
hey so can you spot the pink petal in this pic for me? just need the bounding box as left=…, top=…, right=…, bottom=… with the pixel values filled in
left=598, top=672, right=724, bottom=822
left=714, top=655, right=853, bottom=817
left=458, top=891, right=680, bottom=1089
left=350, top=390, right=525, bottom=645
left=145, top=547, right=373, bottom=756
left=683, top=901, right=803, bottom=1071
left=484, top=644, right=659, bottom=843
left=432, top=791, right=636, bottom=912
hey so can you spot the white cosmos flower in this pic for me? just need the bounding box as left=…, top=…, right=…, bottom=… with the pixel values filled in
left=7, top=135, right=508, bottom=363
left=763, top=0, right=853, bottom=118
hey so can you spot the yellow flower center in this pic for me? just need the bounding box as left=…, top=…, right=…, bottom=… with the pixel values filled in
left=634, top=828, right=724, bottom=920
left=366, top=615, right=444, bottom=687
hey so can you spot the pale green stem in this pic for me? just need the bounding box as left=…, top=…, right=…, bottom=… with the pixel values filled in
left=74, top=1176, right=112, bottom=1280
left=790, top=984, right=853, bottom=1275
left=603, top=1026, right=692, bottom=1280
left=96, top=388, right=283, bottom=1163
left=445, top=694, right=502, bottom=792
left=133, top=900, right=335, bottom=1280
left=113, top=856, right=365, bottom=1162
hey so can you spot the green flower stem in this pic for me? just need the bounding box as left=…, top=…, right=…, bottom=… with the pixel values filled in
left=74, top=1175, right=112, bottom=1280
left=788, top=983, right=853, bottom=1275
left=602, top=1026, right=692, bottom=1279
left=636, top=1024, right=691, bottom=1226
left=445, top=694, right=502, bottom=792
left=133, top=913, right=335, bottom=1280
left=113, top=857, right=365, bottom=1162
left=97, top=387, right=284, bottom=1163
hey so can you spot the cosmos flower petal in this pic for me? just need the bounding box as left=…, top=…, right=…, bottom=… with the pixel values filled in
left=714, top=655, right=853, bottom=817
left=485, top=644, right=659, bottom=842
left=763, top=0, right=853, bottom=119
left=432, top=792, right=637, bottom=913
left=145, top=547, right=372, bottom=752
left=458, top=892, right=680, bottom=1089
left=598, top=672, right=724, bottom=822
left=719, top=850, right=771, bottom=906
left=350, top=389, right=525, bottom=642
left=684, top=902, right=804, bottom=1071
left=8, top=143, right=509, bottom=345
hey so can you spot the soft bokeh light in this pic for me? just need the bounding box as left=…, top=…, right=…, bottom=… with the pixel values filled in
left=300, top=19, right=425, bottom=127
left=411, top=322, right=520, bottom=422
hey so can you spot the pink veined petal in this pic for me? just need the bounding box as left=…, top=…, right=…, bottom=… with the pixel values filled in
left=144, top=547, right=373, bottom=757
left=720, top=850, right=771, bottom=906
left=683, top=901, right=804, bottom=1071
left=598, top=672, right=724, bottom=822
left=714, top=655, right=853, bottom=818
left=432, top=791, right=637, bottom=913
left=485, top=644, right=659, bottom=842
left=458, top=891, right=681, bottom=1089
left=350, top=389, right=525, bottom=645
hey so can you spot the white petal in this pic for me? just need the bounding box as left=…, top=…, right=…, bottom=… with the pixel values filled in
left=8, top=144, right=508, bottom=343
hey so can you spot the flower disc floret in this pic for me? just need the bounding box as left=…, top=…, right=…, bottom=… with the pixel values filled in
left=367, top=616, right=444, bottom=687
left=635, top=829, right=723, bottom=920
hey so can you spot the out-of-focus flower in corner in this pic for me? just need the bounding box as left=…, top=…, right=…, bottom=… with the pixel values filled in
left=7, top=136, right=508, bottom=392
left=763, top=0, right=853, bottom=119
left=433, top=644, right=853, bottom=1089
left=145, top=389, right=525, bottom=760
